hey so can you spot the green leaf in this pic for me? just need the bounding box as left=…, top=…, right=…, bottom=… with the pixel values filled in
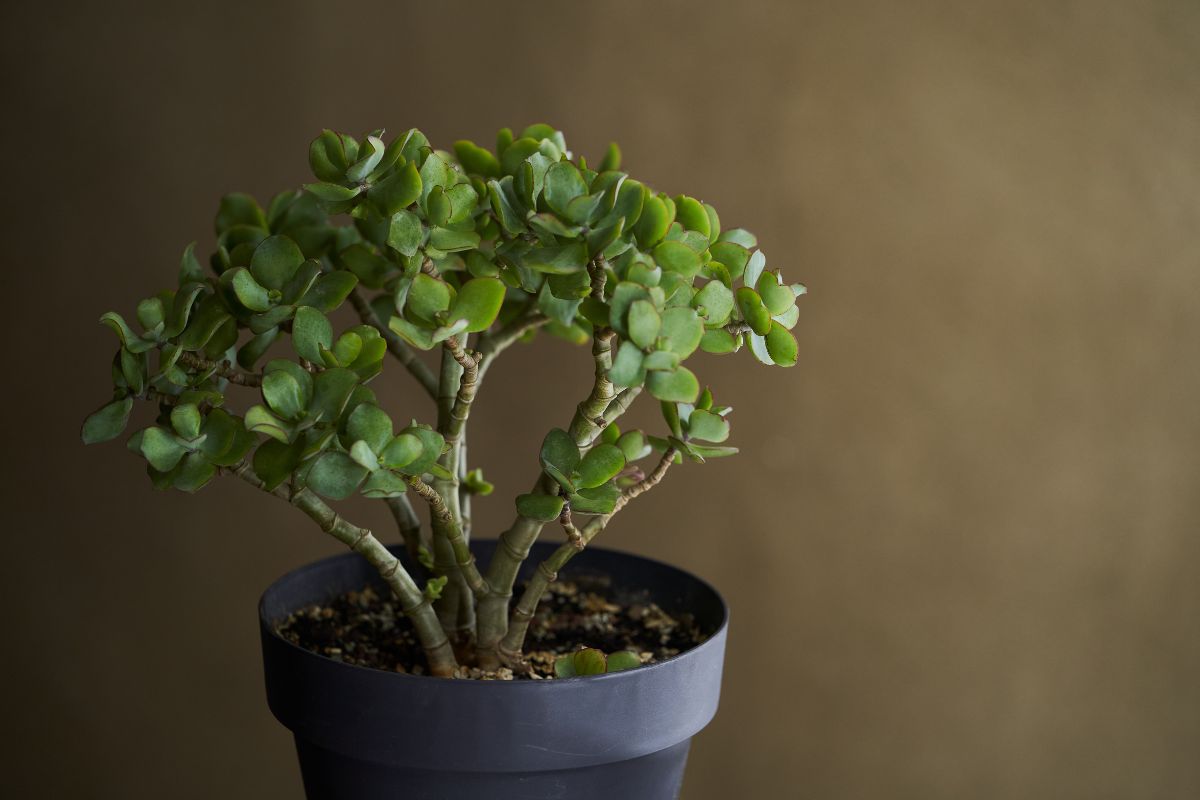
left=252, top=438, right=305, bottom=491
left=693, top=280, right=734, bottom=326
left=388, top=316, right=435, bottom=349
left=345, top=134, right=385, bottom=182
left=606, top=650, right=641, bottom=672
left=308, top=368, right=360, bottom=423
left=299, top=271, right=359, bottom=313
left=386, top=209, right=424, bottom=257
left=245, top=404, right=291, bottom=443
left=735, top=287, right=772, bottom=336
left=307, top=451, right=369, bottom=500
left=81, top=397, right=134, bottom=444
left=627, top=300, right=661, bottom=350
left=304, top=182, right=361, bottom=202
left=453, top=140, right=501, bottom=178
left=522, top=242, right=589, bottom=275
left=138, top=427, right=187, bottom=472
left=261, top=371, right=307, bottom=419
left=765, top=321, right=798, bottom=367
left=179, top=242, right=206, bottom=283
left=708, top=241, right=750, bottom=280
left=426, top=185, right=452, bottom=226
left=616, top=430, right=651, bottom=462
left=487, top=177, right=526, bottom=234
left=292, top=306, right=333, bottom=363
left=575, top=443, right=626, bottom=489
left=250, top=235, right=305, bottom=291
left=674, top=195, right=710, bottom=239
left=360, top=469, right=409, bottom=498
left=447, top=277, right=506, bottom=333
left=369, top=161, right=422, bottom=216
left=331, top=331, right=362, bottom=367
left=396, top=424, right=446, bottom=476
left=646, top=366, right=700, bottom=403
left=228, top=268, right=273, bottom=312
left=690, top=443, right=739, bottom=459
left=169, top=452, right=216, bottom=493
left=718, top=227, right=757, bottom=248
left=700, top=328, right=738, bottom=354
left=569, top=482, right=621, bottom=514
left=634, top=194, right=673, bottom=248
left=598, top=142, right=621, bottom=172
left=643, top=350, right=680, bottom=371
left=170, top=403, right=203, bottom=440
left=100, top=311, right=152, bottom=352
left=429, top=226, right=480, bottom=253
left=543, top=161, right=587, bottom=215
left=609, top=341, right=646, bottom=388
left=407, top=273, right=451, bottom=323
left=309, top=130, right=348, bottom=182
left=380, top=433, right=422, bottom=469
left=516, top=493, right=565, bottom=522
left=349, top=439, right=380, bottom=471
left=540, top=428, right=580, bottom=489
left=661, top=401, right=683, bottom=438
left=215, top=193, right=266, bottom=235
left=685, top=409, right=730, bottom=443
left=346, top=403, right=393, bottom=452
left=757, top=271, right=795, bottom=316
left=743, top=250, right=767, bottom=288
left=658, top=307, right=704, bottom=358
left=653, top=240, right=701, bottom=279
left=703, top=203, right=721, bottom=243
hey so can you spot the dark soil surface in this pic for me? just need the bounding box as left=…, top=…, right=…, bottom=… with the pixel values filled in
left=276, top=574, right=708, bottom=680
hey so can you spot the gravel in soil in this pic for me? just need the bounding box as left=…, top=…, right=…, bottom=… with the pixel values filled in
left=276, top=573, right=708, bottom=680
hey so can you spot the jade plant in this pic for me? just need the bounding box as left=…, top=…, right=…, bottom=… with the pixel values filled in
left=82, top=124, right=803, bottom=677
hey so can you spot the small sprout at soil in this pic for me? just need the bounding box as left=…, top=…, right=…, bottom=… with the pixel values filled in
left=554, top=648, right=643, bottom=678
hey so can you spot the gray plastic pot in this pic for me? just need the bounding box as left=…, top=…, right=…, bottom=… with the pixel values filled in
left=259, top=539, right=729, bottom=799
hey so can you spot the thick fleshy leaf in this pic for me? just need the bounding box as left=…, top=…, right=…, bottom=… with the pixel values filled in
left=708, top=241, right=750, bottom=280
left=215, top=193, right=266, bottom=235
left=522, top=242, right=588, bottom=275
left=407, top=273, right=451, bottom=323
left=429, top=227, right=480, bottom=253
left=609, top=341, right=647, bottom=388
left=360, top=470, right=409, bottom=498
left=653, top=240, right=700, bottom=279
left=252, top=438, right=304, bottom=491
left=229, top=268, right=273, bottom=312
left=446, top=277, right=505, bottom=333
left=627, top=300, right=661, bottom=350
left=700, top=328, right=738, bottom=354
left=250, top=235, right=305, bottom=291
left=292, top=306, right=333, bottom=364
left=616, top=430, right=651, bottom=462
left=573, top=648, right=608, bottom=676
left=386, top=209, right=424, bottom=257
left=765, top=321, right=798, bottom=366
left=370, top=161, right=422, bottom=216
left=245, top=405, right=291, bottom=443
left=646, top=366, right=700, bottom=403
left=380, top=433, right=422, bottom=469
left=686, top=409, right=730, bottom=443
left=516, top=492, right=565, bottom=522
left=82, top=397, right=134, bottom=444
left=346, top=403, right=393, bottom=452
left=735, top=287, right=772, bottom=336
left=454, top=140, right=501, bottom=178
left=643, top=350, right=679, bottom=371
left=388, top=316, right=435, bottom=349
left=693, top=281, right=734, bottom=326
left=757, top=271, right=795, bottom=316
left=634, top=194, right=672, bottom=248
left=138, top=427, right=187, bottom=472
left=349, top=440, right=380, bottom=471
left=658, top=307, right=704, bottom=358
left=299, top=271, right=359, bottom=313
left=743, top=250, right=767, bottom=288
left=305, top=181, right=361, bottom=202
left=309, top=368, right=360, bottom=423
left=170, top=403, right=203, bottom=440
left=540, top=428, right=580, bottom=489
left=307, top=451, right=369, bottom=500
left=568, top=482, right=620, bottom=514
left=575, top=443, right=625, bottom=489
left=674, top=195, right=710, bottom=238
left=543, top=161, right=588, bottom=214
left=395, top=425, right=445, bottom=476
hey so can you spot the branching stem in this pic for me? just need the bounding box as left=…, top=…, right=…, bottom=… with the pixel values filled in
left=177, top=352, right=262, bottom=387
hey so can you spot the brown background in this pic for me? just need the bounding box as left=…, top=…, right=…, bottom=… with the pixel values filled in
left=3, top=0, right=1199, bottom=797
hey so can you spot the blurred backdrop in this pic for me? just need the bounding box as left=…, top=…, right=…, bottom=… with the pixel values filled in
left=3, top=0, right=1199, bottom=797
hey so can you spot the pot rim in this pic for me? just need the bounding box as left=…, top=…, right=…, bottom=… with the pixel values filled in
left=259, top=540, right=730, bottom=686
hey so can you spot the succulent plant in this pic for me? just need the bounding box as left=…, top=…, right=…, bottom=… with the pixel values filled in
left=554, top=648, right=642, bottom=678
left=82, top=124, right=803, bottom=677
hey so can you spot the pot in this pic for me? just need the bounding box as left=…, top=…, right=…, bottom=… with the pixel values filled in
left=259, top=539, right=729, bottom=799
